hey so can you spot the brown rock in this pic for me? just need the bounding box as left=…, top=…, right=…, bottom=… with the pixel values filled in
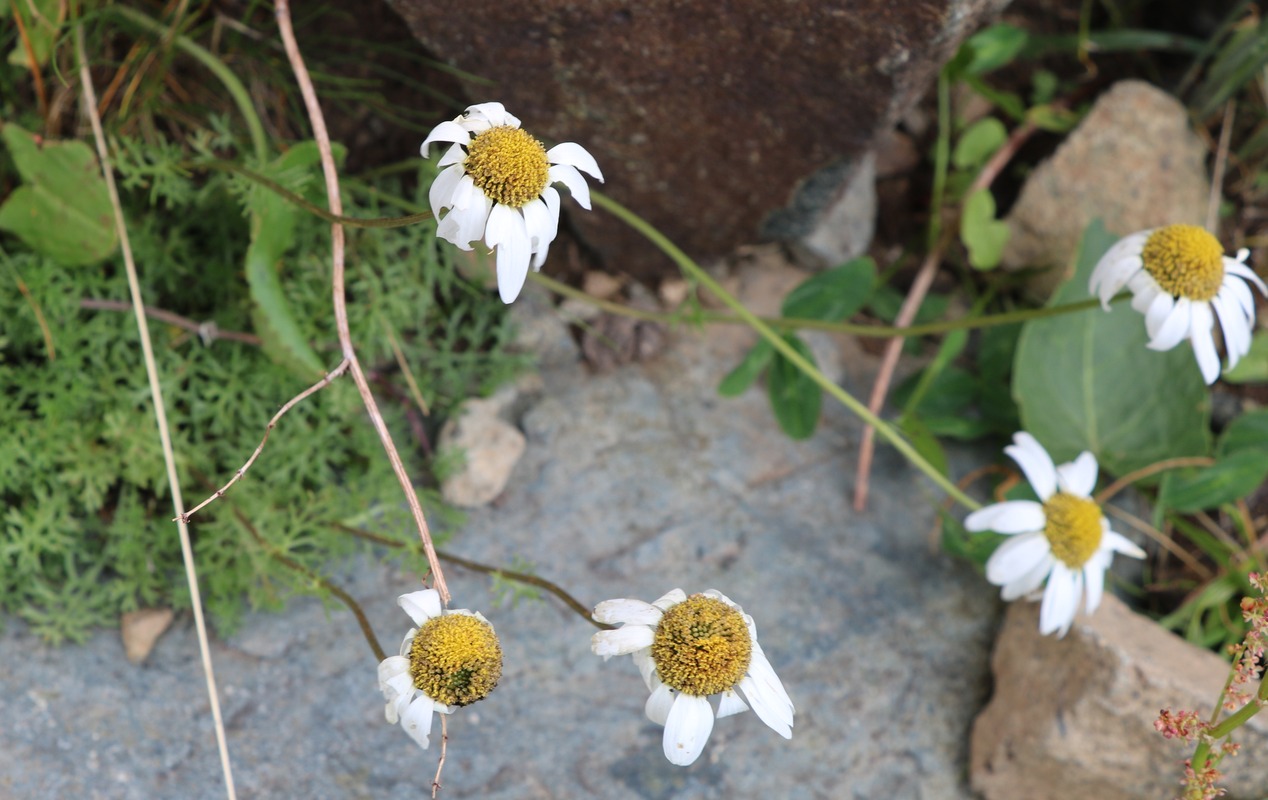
left=1001, top=80, right=1210, bottom=296
left=971, top=595, right=1268, bottom=800
left=385, top=0, right=1010, bottom=278
left=120, top=608, right=174, bottom=665
left=438, top=398, right=528, bottom=508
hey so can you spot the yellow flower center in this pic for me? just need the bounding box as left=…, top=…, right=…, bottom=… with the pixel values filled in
left=408, top=613, right=502, bottom=707
left=463, top=125, right=550, bottom=208
left=1140, top=224, right=1226, bottom=301
left=1042, top=492, right=1104, bottom=568
left=650, top=595, right=752, bottom=697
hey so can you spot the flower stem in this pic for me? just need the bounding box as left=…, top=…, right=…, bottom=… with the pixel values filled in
left=590, top=190, right=980, bottom=511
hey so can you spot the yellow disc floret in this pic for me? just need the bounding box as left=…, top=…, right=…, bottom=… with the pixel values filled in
left=651, top=595, right=752, bottom=697
left=463, top=125, right=550, bottom=208
left=1042, top=492, right=1104, bottom=568
left=1141, top=224, right=1226, bottom=301
left=408, top=613, right=502, bottom=707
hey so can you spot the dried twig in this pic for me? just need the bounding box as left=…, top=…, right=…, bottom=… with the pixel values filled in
left=1208, top=100, right=1236, bottom=233
left=273, top=0, right=450, bottom=604
left=74, top=25, right=237, bottom=800
left=80, top=297, right=263, bottom=345
left=433, top=714, right=448, bottom=798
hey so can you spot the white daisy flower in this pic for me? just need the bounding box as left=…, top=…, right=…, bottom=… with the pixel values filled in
left=1089, top=224, right=1266, bottom=384
left=965, top=433, right=1146, bottom=638
left=591, top=588, right=794, bottom=766
left=377, top=588, right=501, bottom=748
left=420, top=101, right=604, bottom=304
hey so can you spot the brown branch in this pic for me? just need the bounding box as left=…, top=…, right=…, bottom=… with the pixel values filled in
left=80, top=298, right=263, bottom=346
left=13, top=3, right=48, bottom=124
left=275, top=0, right=449, bottom=604
left=1093, top=456, right=1215, bottom=505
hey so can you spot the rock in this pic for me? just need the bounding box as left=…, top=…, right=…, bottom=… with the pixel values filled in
left=970, top=595, right=1268, bottom=800
left=658, top=277, right=690, bottom=308
left=1001, top=80, right=1210, bottom=296
left=438, top=398, right=527, bottom=508
left=509, top=284, right=579, bottom=368
left=119, top=608, right=174, bottom=665
left=790, top=153, right=878, bottom=270
left=385, top=0, right=1012, bottom=279
left=581, top=270, right=623, bottom=300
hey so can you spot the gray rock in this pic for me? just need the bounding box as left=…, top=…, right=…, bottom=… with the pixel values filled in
left=1001, top=80, right=1210, bottom=296
left=0, top=259, right=1000, bottom=798
left=438, top=397, right=528, bottom=508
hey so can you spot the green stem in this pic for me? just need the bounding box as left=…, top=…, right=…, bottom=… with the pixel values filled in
left=109, top=5, right=268, bottom=164
left=590, top=191, right=980, bottom=511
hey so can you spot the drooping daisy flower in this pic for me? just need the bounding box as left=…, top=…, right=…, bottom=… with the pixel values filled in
left=1089, top=224, right=1266, bottom=384
left=420, top=101, right=604, bottom=304
left=591, top=588, right=794, bottom=766
left=377, top=589, right=502, bottom=748
left=965, top=432, right=1146, bottom=637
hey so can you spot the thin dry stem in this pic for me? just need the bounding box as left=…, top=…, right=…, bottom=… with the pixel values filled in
left=75, top=26, right=237, bottom=800
left=1208, top=100, right=1236, bottom=233
left=81, top=297, right=263, bottom=345
left=1093, top=456, right=1215, bottom=505
left=12, top=2, right=48, bottom=123
left=433, top=713, right=448, bottom=798
left=179, top=359, right=349, bottom=521
left=12, top=268, right=55, bottom=359
left=1103, top=504, right=1214, bottom=581
left=273, top=0, right=449, bottom=604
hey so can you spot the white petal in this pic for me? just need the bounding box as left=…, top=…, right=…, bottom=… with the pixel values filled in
left=437, top=142, right=466, bottom=169
left=716, top=689, right=749, bottom=718
left=1092, top=255, right=1142, bottom=309
left=737, top=643, right=794, bottom=738
left=1083, top=552, right=1109, bottom=615
left=634, top=650, right=658, bottom=691
left=663, top=694, right=715, bottom=766
left=1213, top=291, right=1251, bottom=367
left=1189, top=304, right=1220, bottom=384
left=398, top=629, right=415, bottom=657
left=1055, top=451, right=1098, bottom=498
left=1103, top=529, right=1146, bottom=559
left=548, top=163, right=592, bottom=210
left=400, top=694, right=436, bottom=749
left=1227, top=273, right=1257, bottom=316
left=421, top=120, right=471, bottom=154
left=1005, top=432, right=1057, bottom=501
left=964, top=500, right=1046, bottom=534
left=1226, top=259, right=1268, bottom=295
left=652, top=589, right=687, bottom=611
left=452, top=192, right=493, bottom=249
left=1039, top=563, right=1080, bottom=637
left=485, top=205, right=531, bottom=304
left=450, top=173, right=478, bottom=211
left=428, top=164, right=464, bottom=216
left=546, top=142, right=604, bottom=181
left=593, top=598, right=663, bottom=626
left=645, top=681, right=676, bottom=726
left=1147, top=297, right=1192, bottom=352
left=591, top=625, right=655, bottom=658
left=465, top=101, right=512, bottom=128
left=398, top=589, right=442, bottom=626
left=999, top=552, right=1054, bottom=601
left=521, top=197, right=555, bottom=251
left=1143, top=291, right=1175, bottom=339
left=986, top=532, right=1052, bottom=587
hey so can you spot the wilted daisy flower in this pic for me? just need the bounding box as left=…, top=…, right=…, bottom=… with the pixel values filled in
left=421, top=101, right=603, bottom=304
left=377, top=588, right=502, bottom=748
left=965, top=432, right=1146, bottom=637
left=1089, top=224, right=1266, bottom=384
left=591, top=588, right=793, bottom=766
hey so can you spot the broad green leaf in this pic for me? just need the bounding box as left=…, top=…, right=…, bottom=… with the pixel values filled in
left=952, top=119, right=1007, bottom=170
left=245, top=142, right=327, bottom=378
left=0, top=124, right=117, bottom=265
left=868, top=287, right=949, bottom=325
left=718, top=340, right=773, bottom=397
left=894, top=365, right=976, bottom=418
left=767, top=335, right=820, bottom=440
left=1221, top=331, right=1268, bottom=383
left=1164, top=450, right=1268, bottom=513
left=960, top=189, right=1010, bottom=270
left=1026, top=105, right=1079, bottom=134
left=781, top=257, right=876, bottom=321
left=1218, top=409, right=1268, bottom=457
left=962, top=24, right=1030, bottom=75
left=1012, top=220, right=1210, bottom=476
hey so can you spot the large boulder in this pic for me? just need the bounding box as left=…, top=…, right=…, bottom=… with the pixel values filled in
left=384, top=0, right=1010, bottom=277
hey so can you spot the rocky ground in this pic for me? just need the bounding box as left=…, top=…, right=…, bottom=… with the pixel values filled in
left=0, top=269, right=1002, bottom=800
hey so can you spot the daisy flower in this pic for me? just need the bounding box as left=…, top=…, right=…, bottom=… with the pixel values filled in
left=420, top=101, right=604, bottom=304
left=1089, top=224, right=1266, bottom=384
left=591, top=588, right=794, bottom=766
left=377, top=589, right=502, bottom=748
left=965, top=433, right=1146, bottom=638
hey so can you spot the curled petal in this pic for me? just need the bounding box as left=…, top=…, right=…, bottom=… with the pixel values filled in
left=1055, top=452, right=1098, bottom=498
left=548, top=163, right=592, bottom=210
left=546, top=142, right=604, bottom=181
left=421, top=120, right=471, bottom=154
left=591, top=625, right=655, bottom=658
left=593, top=598, right=663, bottom=626
left=645, top=681, right=676, bottom=726
left=964, top=500, right=1045, bottom=535
left=1004, top=433, right=1057, bottom=501
left=398, top=589, right=442, bottom=626
left=663, top=694, right=715, bottom=766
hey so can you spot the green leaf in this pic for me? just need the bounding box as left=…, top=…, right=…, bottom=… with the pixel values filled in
left=781, top=257, right=876, bottom=321
left=767, top=335, right=821, bottom=440
left=868, top=287, right=949, bottom=325
left=718, top=340, right=773, bottom=397
left=0, top=124, right=117, bottom=265
left=245, top=143, right=327, bottom=378
left=895, top=365, right=976, bottom=418
left=1164, top=450, right=1268, bottom=512
left=960, top=189, right=1010, bottom=270
left=962, top=24, right=1030, bottom=75
left=1012, top=220, right=1211, bottom=476
left=1218, top=409, right=1268, bottom=457
left=900, top=415, right=949, bottom=476
left=1221, top=331, right=1268, bottom=383
left=952, top=118, right=1007, bottom=170
left=940, top=510, right=1005, bottom=566
left=7, top=0, right=60, bottom=69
